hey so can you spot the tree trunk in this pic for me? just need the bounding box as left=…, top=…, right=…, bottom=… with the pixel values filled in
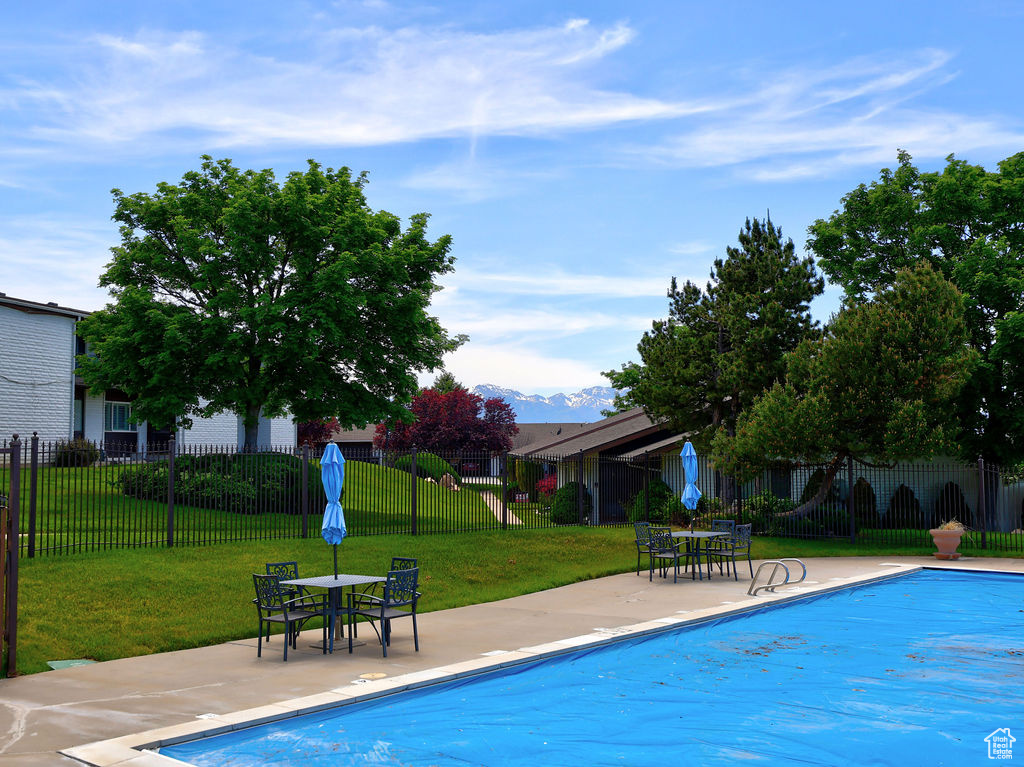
left=780, top=453, right=846, bottom=519
left=243, top=404, right=261, bottom=451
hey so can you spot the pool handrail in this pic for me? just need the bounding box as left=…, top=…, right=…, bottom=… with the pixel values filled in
left=747, top=558, right=807, bottom=596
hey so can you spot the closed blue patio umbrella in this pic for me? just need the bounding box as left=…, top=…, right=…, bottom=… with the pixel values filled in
left=320, top=443, right=347, bottom=579
left=681, top=442, right=702, bottom=511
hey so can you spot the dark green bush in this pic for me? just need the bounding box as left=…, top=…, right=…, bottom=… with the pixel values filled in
left=514, top=459, right=544, bottom=501
left=114, top=451, right=304, bottom=514
left=852, top=477, right=880, bottom=529
left=743, top=490, right=793, bottom=535
left=551, top=481, right=592, bottom=525
left=885, top=484, right=925, bottom=529
left=52, top=438, right=100, bottom=467
left=628, top=479, right=675, bottom=524
left=393, top=452, right=460, bottom=485
left=932, top=481, right=973, bottom=528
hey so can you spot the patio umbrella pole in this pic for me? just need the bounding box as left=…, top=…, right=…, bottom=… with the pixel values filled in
left=333, top=544, right=338, bottom=579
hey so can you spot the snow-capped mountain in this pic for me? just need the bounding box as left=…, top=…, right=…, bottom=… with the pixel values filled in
left=472, top=385, right=617, bottom=422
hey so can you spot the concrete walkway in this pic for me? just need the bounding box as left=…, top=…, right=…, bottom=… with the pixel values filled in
left=2, top=556, right=1021, bottom=765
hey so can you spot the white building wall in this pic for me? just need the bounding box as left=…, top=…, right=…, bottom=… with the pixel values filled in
left=82, top=393, right=104, bottom=444
left=177, top=410, right=239, bottom=446
left=0, top=306, right=76, bottom=443
left=268, top=415, right=295, bottom=447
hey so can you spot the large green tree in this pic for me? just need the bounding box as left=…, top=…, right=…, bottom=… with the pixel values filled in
left=712, top=263, right=977, bottom=515
left=807, top=150, right=1024, bottom=466
left=78, top=156, right=460, bottom=447
left=605, top=218, right=823, bottom=446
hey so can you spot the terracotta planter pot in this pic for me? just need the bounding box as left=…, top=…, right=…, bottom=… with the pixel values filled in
left=929, top=528, right=964, bottom=560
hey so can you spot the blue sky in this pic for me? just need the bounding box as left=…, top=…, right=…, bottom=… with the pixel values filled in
left=2, top=1, right=1022, bottom=395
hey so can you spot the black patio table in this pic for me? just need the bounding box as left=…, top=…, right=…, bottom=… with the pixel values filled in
left=671, top=530, right=729, bottom=580
left=281, top=573, right=386, bottom=653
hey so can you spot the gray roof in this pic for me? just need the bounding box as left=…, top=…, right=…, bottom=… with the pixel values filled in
left=618, top=433, right=688, bottom=459
left=521, top=407, right=670, bottom=458
left=329, top=424, right=378, bottom=443
left=512, top=423, right=590, bottom=451
left=0, top=294, right=92, bottom=319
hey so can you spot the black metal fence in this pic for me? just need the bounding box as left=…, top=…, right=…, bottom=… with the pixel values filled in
left=2, top=435, right=21, bottom=677
left=3, top=433, right=1022, bottom=558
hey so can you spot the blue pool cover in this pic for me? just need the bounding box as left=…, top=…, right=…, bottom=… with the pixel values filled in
left=165, top=569, right=1024, bottom=766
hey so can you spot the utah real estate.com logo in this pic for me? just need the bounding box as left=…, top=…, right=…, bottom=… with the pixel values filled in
left=985, top=728, right=1015, bottom=760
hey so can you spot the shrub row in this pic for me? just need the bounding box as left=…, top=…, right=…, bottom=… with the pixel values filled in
left=114, top=452, right=304, bottom=514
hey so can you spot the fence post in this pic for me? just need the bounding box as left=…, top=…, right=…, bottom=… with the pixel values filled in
left=977, top=456, right=987, bottom=550
left=300, top=444, right=309, bottom=539
left=166, top=437, right=175, bottom=547
left=27, top=433, right=38, bottom=559
left=410, top=449, right=418, bottom=535
left=846, top=455, right=856, bottom=544
left=5, top=436, right=21, bottom=677
left=500, top=453, right=508, bottom=530
left=576, top=451, right=585, bottom=525
left=643, top=452, right=650, bottom=522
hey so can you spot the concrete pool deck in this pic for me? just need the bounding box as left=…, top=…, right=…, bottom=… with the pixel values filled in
left=2, top=555, right=1022, bottom=765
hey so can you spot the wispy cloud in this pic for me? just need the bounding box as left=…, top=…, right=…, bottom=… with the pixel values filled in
left=0, top=215, right=115, bottom=309
left=625, top=49, right=1024, bottom=179
left=401, top=159, right=562, bottom=201
left=443, top=268, right=681, bottom=298
left=2, top=20, right=695, bottom=159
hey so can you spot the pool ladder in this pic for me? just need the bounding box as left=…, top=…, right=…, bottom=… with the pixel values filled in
left=747, top=559, right=807, bottom=597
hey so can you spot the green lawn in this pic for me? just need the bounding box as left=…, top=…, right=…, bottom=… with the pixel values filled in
left=11, top=525, right=1019, bottom=676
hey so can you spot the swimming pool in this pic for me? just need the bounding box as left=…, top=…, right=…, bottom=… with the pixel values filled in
left=163, top=569, right=1024, bottom=766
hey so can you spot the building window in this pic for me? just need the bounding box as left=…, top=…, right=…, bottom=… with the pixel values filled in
left=73, top=398, right=84, bottom=439
left=104, top=402, right=137, bottom=432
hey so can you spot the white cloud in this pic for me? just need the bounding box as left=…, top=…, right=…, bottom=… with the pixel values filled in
left=436, top=343, right=608, bottom=393
left=443, top=268, right=680, bottom=298
left=0, top=216, right=114, bottom=310
left=401, top=159, right=561, bottom=201
left=4, top=21, right=695, bottom=157
left=625, top=49, right=1024, bottom=179
left=667, top=240, right=713, bottom=256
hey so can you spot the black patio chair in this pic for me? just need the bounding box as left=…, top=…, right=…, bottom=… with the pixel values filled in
left=263, top=561, right=309, bottom=640
left=350, top=557, right=422, bottom=641
left=709, top=519, right=736, bottom=573
left=648, top=527, right=701, bottom=583
left=708, top=523, right=754, bottom=580
left=348, top=567, right=420, bottom=657
left=633, top=522, right=652, bottom=576
left=252, top=573, right=328, bottom=661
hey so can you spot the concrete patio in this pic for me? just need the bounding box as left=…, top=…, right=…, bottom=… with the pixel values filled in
left=2, top=555, right=1021, bottom=765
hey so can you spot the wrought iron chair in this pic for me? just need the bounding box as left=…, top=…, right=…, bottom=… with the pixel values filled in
left=708, top=519, right=736, bottom=573
left=633, top=522, right=652, bottom=576
left=350, top=557, right=421, bottom=640
left=648, top=527, right=701, bottom=583
left=709, top=523, right=754, bottom=580
left=252, top=574, right=328, bottom=661
left=348, top=567, right=420, bottom=657
left=262, top=561, right=309, bottom=640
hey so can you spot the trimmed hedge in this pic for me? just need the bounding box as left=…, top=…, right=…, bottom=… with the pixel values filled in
left=52, top=438, right=100, bottom=467
left=514, top=459, right=544, bottom=501
left=114, top=452, right=304, bottom=514
left=933, top=481, right=972, bottom=528
left=852, top=477, right=880, bottom=529
left=550, top=481, right=592, bottom=525
left=628, top=479, right=682, bottom=525
left=885, top=484, right=925, bottom=529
